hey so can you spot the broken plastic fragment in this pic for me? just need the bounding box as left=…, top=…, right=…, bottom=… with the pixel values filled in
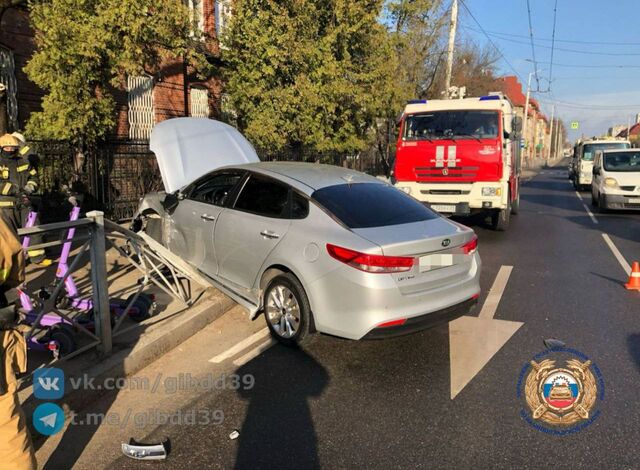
left=543, top=338, right=566, bottom=349
left=122, top=438, right=170, bottom=460
left=229, top=430, right=240, bottom=440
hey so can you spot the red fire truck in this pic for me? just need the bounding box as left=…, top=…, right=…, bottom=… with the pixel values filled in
left=393, top=93, right=522, bottom=231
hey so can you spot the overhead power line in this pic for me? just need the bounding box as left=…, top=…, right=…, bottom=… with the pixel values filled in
left=547, top=0, right=558, bottom=91
left=527, top=60, right=640, bottom=69
left=525, top=0, right=541, bottom=90
left=537, top=97, right=640, bottom=110
left=459, top=0, right=524, bottom=83
left=462, top=27, right=640, bottom=56
left=466, top=28, right=640, bottom=46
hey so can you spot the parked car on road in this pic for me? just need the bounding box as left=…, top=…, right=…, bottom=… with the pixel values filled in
left=573, top=138, right=630, bottom=190
left=592, top=148, right=640, bottom=211
left=133, top=118, right=481, bottom=345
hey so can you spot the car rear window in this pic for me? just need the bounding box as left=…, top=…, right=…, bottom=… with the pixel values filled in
left=312, top=183, right=438, bottom=228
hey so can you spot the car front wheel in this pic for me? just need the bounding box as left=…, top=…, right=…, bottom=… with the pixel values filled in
left=263, top=273, right=312, bottom=347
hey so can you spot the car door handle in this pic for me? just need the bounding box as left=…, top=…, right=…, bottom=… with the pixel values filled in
left=260, top=230, right=280, bottom=239
left=200, top=214, right=216, bottom=221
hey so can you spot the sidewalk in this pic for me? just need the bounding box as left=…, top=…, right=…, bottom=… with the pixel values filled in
left=19, top=238, right=237, bottom=443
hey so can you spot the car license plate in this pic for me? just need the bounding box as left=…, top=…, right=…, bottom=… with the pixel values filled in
left=419, top=254, right=454, bottom=272
left=629, top=198, right=640, bottom=204
left=430, top=204, right=456, bottom=213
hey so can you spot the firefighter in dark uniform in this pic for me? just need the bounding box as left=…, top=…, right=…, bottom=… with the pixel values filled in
left=0, top=134, right=51, bottom=267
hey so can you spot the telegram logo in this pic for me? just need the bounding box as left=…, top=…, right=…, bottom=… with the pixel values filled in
left=33, top=403, right=65, bottom=436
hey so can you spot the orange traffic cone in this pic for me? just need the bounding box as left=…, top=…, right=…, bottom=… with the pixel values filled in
left=625, top=262, right=640, bottom=290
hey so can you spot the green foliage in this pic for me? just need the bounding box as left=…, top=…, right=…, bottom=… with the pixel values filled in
left=24, top=0, right=210, bottom=143
left=222, top=0, right=396, bottom=153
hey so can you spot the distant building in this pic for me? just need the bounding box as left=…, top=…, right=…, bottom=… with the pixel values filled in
left=0, top=1, right=229, bottom=140
left=493, top=75, right=550, bottom=162
left=608, top=124, right=627, bottom=137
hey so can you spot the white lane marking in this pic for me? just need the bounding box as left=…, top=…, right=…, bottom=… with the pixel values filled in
left=232, top=338, right=276, bottom=366
left=209, top=328, right=270, bottom=363
left=602, top=233, right=631, bottom=275
left=582, top=203, right=598, bottom=224
left=575, top=191, right=598, bottom=224
left=478, top=265, right=513, bottom=320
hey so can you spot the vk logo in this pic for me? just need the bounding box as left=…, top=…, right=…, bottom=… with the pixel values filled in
left=33, top=368, right=65, bottom=400
left=33, top=403, right=65, bottom=436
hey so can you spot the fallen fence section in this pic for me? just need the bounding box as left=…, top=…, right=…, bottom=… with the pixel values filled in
left=17, top=212, right=210, bottom=362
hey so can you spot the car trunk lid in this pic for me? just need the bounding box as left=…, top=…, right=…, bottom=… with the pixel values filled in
left=353, top=218, right=477, bottom=295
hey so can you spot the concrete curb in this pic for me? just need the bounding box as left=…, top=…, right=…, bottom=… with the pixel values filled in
left=21, top=290, right=236, bottom=418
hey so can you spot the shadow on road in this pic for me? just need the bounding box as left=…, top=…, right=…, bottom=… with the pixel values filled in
left=627, top=334, right=640, bottom=376
left=234, top=346, right=329, bottom=470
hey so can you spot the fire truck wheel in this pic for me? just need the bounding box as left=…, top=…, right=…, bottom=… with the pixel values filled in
left=511, top=191, right=520, bottom=215
left=491, top=200, right=511, bottom=231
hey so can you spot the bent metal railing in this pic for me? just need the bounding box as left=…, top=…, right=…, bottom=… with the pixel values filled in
left=17, top=212, right=199, bottom=363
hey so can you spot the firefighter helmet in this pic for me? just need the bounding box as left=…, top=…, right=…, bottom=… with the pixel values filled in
left=0, top=133, right=20, bottom=148
left=11, top=132, right=26, bottom=144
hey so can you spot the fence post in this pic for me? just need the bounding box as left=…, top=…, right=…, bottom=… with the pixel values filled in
left=87, top=210, right=112, bottom=356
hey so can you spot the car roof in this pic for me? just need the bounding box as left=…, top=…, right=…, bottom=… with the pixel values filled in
left=601, top=148, right=638, bottom=154
left=229, top=161, right=385, bottom=192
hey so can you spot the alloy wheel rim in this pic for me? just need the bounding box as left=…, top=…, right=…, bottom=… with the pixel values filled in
left=266, top=285, right=300, bottom=338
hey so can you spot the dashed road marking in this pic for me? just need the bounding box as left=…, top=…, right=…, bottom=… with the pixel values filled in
left=209, top=328, right=270, bottom=363
left=602, top=234, right=631, bottom=275
left=232, top=338, right=276, bottom=366
left=575, top=191, right=598, bottom=224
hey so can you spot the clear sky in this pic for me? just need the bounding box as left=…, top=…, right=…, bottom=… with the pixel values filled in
left=459, top=0, right=640, bottom=142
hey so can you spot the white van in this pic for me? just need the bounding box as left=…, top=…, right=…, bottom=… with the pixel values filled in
left=574, top=139, right=630, bottom=190
left=591, top=148, right=640, bottom=211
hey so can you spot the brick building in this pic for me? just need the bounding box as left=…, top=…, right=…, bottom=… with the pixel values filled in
left=0, top=1, right=231, bottom=140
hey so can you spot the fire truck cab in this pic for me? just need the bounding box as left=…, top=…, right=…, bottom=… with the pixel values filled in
left=393, top=93, right=521, bottom=231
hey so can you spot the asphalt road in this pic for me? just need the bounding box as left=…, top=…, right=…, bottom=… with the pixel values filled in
left=104, top=162, right=640, bottom=469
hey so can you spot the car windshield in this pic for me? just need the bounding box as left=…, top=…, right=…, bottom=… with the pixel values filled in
left=403, top=110, right=499, bottom=141
left=312, top=183, right=438, bottom=229
left=603, top=152, right=640, bottom=172
left=582, top=142, right=629, bottom=161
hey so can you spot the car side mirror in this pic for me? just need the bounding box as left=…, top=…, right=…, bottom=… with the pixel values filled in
left=162, top=191, right=181, bottom=212
left=593, top=167, right=600, bottom=175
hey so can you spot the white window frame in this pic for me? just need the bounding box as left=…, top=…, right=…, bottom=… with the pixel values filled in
left=190, top=87, right=210, bottom=118
left=127, top=75, right=155, bottom=141
left=215, top=0, right=232, bottom=44
left=188, top=0, right=205, bottom=34
left=0, top=46, right=18, bottom=131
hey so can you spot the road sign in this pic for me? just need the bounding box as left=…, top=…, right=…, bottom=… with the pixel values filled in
left=571, top=121, right=579, bottom=130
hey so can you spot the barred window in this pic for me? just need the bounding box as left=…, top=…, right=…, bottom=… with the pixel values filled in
left=127, top=75, right=155, bottom=141
left=0, top=46, right=18, bottom=131
left=190, top=87, right=210, bottom=118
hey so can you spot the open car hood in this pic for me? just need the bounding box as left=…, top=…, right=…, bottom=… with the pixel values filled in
left=149, top=118, right=260, bottom=193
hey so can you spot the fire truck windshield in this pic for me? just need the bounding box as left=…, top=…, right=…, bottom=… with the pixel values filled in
left=403, top=110, right=499, bottom=141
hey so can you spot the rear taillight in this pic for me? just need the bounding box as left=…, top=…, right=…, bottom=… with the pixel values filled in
left=461, top=235, right=478, bottom=255
left=326, top=244, right=415, bottom=273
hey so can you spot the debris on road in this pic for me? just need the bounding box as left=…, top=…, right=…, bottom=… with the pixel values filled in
left=121, top=438, right=170, bottom=460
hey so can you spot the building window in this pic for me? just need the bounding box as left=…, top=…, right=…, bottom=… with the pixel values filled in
left=0, top=46, right=18, bottom=131
left=127, top=75, right=155, bottom=141
left=188, top=0, right=204, bottom=34
left=215, top=0, right=232, bottom=40
left=190, top=87, right=210, bottom=118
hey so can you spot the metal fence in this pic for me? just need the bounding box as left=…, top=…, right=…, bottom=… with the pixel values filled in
left=30, top=140, right=387, bottom=221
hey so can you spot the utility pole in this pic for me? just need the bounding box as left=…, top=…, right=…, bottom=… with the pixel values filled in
left=547, top=105, right=555, bottom=164
left=522, top=72, right=533, bottom=163
left=444, top=0, right=458, bottom=99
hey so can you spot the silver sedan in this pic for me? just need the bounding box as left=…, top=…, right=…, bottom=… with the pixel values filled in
left=133, top=118, right=481, bottom=345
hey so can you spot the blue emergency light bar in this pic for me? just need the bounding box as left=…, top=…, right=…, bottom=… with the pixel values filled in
left=479, top=95, right=500, bottom=101
left=407, top=99, right=427, bottom=104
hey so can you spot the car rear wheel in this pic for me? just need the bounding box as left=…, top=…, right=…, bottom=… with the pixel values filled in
left=511, top=190, right=520, bottom=215
left=263, top=273, right=312, bottom=347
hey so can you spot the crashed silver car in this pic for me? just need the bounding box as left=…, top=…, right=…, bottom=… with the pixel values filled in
left=133, top=118, right=481, bottom=345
